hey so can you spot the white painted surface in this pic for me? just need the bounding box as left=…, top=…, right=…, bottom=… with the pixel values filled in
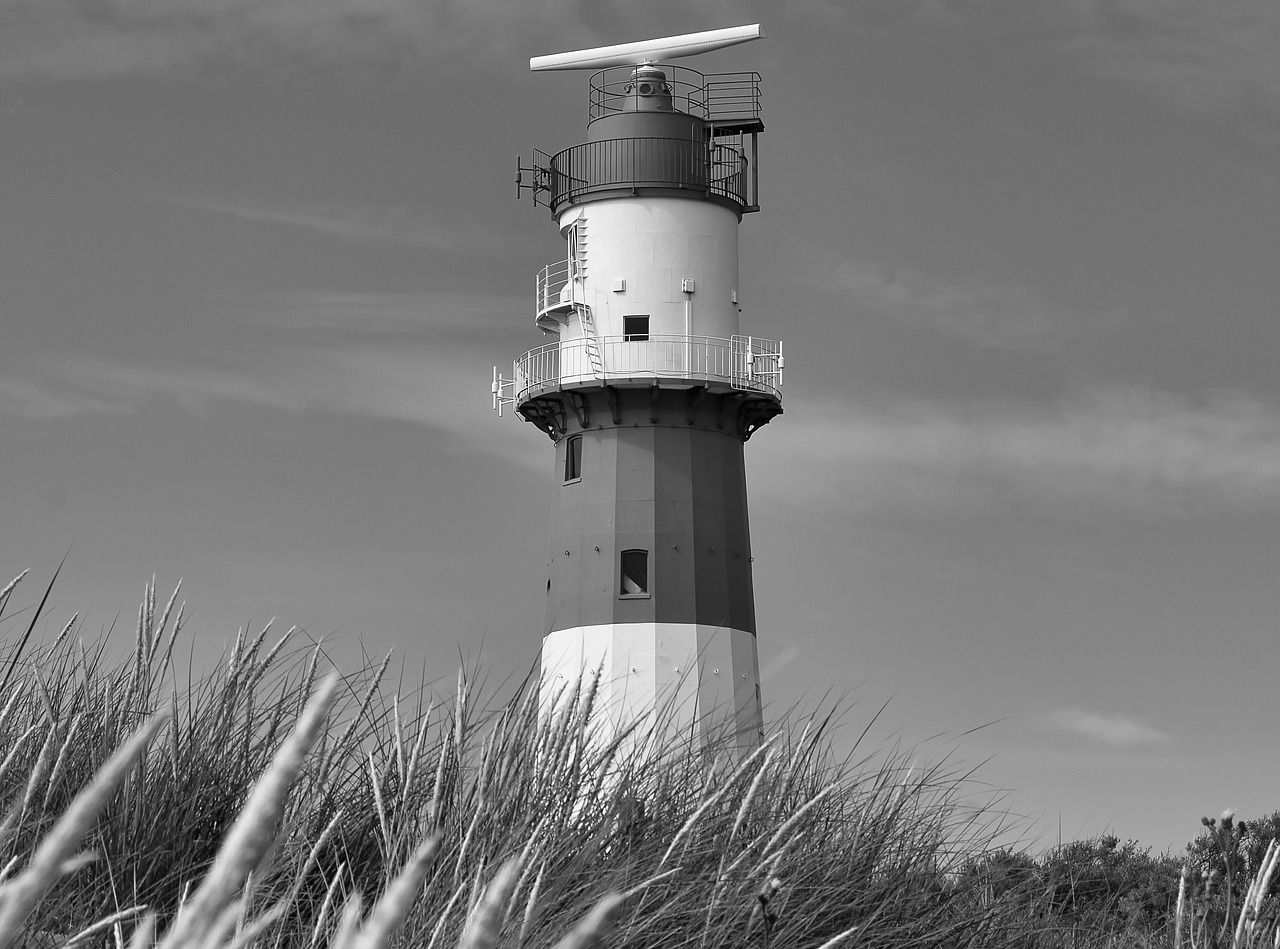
left=529, top=24, right=765, bottom=72
left=541, top=622, right=763, bottom=752
left=557, top=198, right=742, bottom=345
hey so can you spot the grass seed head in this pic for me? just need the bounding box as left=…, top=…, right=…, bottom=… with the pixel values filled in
left=456, top=858, right=521, bottom=949
left=349, top=835, right=440, bottom=949
left=0, top=712, right=168, bottom=949
left=550, top=894, right=624, bottom=949
left=156, top=674, right=340, bottom=949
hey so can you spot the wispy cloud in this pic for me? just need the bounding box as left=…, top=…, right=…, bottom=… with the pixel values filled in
left=0, top=0, right=587, bottom=81
left=908, top=0, right=1280, bottom=116
left=241, top=290, right=523, bottom=334
left=13, top=359, right=307, bottom=416
left=163, top=196, right=503, bottom=253
left=1059, top=0, right=1280, bottom=114
left=0, top=376, right=126, bottom=420
left=1046, top=708, right=1172, bottom=748
left=16, top=337, right=1280, bottom=515
left=9, top=0, right=1279, bottom=122
left=751, top=387, right=1280, bottom=514
left=6, top=334, right=548, bottom=470
left=759, top=644, right=801, bottom=683
left=806, top=254, right=1066, bottom=351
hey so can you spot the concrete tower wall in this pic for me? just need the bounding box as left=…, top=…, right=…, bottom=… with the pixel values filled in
left=544, top=390, right=756, bottom=634
left=557, top=198, right=742, bottom=343
left=536, top=384, right=765, bottom=751
left=540, top=622, right=762, bottom=751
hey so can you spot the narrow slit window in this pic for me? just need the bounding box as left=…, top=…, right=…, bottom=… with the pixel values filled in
left=564, top=434, right=582, bottom=483
left=623, top=315, right=650, bottom=342
left=620, top=549, right=649, bottom=596
left=567, top=221, right=584, bottom=280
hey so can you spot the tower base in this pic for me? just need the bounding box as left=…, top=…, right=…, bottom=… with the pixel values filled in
left=540, top=622, right=763, bottom=755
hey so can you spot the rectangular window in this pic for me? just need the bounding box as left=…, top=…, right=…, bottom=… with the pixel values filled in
left=620, top=549, right=649, bottom=597
left=623, top=315, right=649, bottom=342
left=564, top=434, right=582, bottom=483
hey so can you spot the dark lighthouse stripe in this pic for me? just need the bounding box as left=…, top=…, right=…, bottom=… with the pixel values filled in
left=542, top=386, right=769, bottom=636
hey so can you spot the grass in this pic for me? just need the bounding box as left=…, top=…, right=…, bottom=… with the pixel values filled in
left=0, top=571, right=1273, bottom=949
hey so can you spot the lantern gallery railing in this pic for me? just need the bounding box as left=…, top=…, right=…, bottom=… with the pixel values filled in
left=512, top=333, right=782, bottom=403
left=538, top=137, right=751, bottom=215
left=586, top=66, right=762, bottom=124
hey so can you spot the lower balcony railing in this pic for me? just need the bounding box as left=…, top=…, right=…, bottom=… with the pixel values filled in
left=513, top=334, right=782, bottom=403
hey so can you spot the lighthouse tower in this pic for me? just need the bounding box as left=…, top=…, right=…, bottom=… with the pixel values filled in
left=494, top=25, right=782, bottom=752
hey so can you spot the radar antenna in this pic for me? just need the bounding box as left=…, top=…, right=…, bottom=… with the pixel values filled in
left=530, top=23, right=765, bottom=72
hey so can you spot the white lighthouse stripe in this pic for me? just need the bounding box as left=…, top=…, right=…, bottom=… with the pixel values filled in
left=540, top=622, right=762, bottom=751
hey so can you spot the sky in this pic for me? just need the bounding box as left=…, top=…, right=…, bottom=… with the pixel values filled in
left=3, top=0, right=1280, bottom=855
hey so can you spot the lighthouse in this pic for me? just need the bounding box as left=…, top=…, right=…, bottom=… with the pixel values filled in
left=494, top=25, right=782, bottom=752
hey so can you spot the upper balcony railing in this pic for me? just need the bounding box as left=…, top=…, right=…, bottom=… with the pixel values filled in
left=537, top=137, right=749, bottom=215
left=519, top=65, right=762, bottom=215
left=587, top=66, right=761, bottom=125
left=514, top=334, right=782, bottom=404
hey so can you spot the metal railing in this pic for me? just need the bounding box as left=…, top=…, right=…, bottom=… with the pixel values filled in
left=546, top=137, right=747, bottom=213
left=514, top=334, right=782, bottom=402
left=536, top=259, right=573, bottom=316
left=704, top=73, right=763, bottom=123
left=588, top=66, right=761, bottom=124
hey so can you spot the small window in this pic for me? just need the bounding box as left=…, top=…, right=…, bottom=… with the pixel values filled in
left=567, top=221, right=585, bottom=280
left=564, top=434, right=582, bottom=483
left=620, top=549, right=649, bottom=597
left=623, top=315, right=649, bottom=342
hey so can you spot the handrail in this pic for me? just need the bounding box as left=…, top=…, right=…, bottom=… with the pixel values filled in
left=514, top=334, right=782, bottom=403
left=587, top=66, right=761, bottom=124
left=536, top=259, right=573, bottom=317
left=546, top=137, right=748, bottom=213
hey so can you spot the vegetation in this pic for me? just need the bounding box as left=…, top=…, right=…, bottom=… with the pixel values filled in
left=0, top=569, right=1275, bottom=949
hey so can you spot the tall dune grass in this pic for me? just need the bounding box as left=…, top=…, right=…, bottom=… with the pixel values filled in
left=2, top=571, right=1255, bottom=948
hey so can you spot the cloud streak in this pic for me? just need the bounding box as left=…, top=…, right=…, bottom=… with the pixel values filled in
left=1046, top=708, right=1172, bottom=748
left=807, top=254, right=1066, bottom=351
left=908, top=0, right=1280, bottom=116
left=240, top=290, right=524, bottom=334
left=8, top=0, right=1280, bottom=124
left=10, top=278, right=1280, bottom=518
left=1059, top=0, right=1280, bottom=115
left=164, top=196, right=503, bottom=253
left=0, top=376, right=126, bottom=420
left=4, top=337, right=548, bottom=471
left=751, top=387, right=1280, bottom=514
left=0, top=0, right=585, bottom=80
left=14, top=335, right=1280, bottom=516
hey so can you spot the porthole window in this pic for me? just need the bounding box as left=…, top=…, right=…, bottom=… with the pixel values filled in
left=620, top=549, right=649, bottom=597
left=564, top=434, right=582, bottom=483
